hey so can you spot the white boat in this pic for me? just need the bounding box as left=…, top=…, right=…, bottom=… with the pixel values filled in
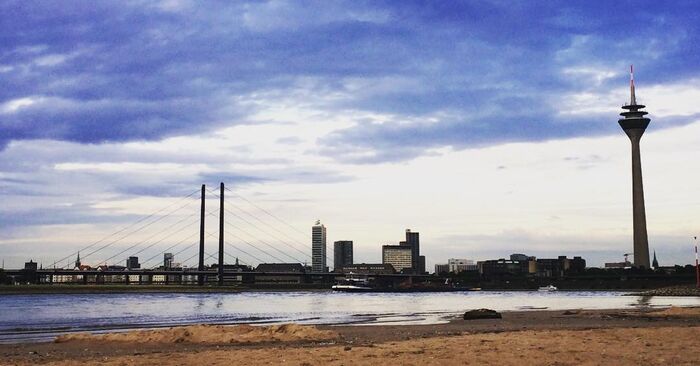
left=331, top=283, right=375, bottom=292
left=538, top=285, right=558, bottom=292
left=331, top=273, right=375, bottom=292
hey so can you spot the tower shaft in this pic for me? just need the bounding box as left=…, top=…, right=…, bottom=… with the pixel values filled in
left=629, top=133, right=650, bottom=268
left=618, top=66, right=651, bottom=269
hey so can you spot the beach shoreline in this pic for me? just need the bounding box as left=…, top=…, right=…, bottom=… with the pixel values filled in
left=2, top=307, right=699, bottom=365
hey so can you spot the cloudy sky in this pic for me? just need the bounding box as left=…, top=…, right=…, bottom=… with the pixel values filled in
left=1, top=0, right=700, bottom=270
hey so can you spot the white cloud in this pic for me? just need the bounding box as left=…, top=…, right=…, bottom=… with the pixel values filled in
left=0, top=97, right=40, bottom=114
left=557, top=78, right=700, bottom=118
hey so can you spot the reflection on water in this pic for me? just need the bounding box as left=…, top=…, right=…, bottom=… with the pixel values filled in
left=0, top=290, right=698, bottom=343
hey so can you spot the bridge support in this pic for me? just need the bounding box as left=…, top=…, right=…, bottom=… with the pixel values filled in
left=198, top=184, right=205, bottom=285
left=218, top=182, right=224, bottom=286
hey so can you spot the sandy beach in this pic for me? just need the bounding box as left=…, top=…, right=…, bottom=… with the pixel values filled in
left=2, top=306, right=700, bottom=365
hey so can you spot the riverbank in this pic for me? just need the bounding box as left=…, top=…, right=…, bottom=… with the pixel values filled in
left=0, top=285, right=338, bottom=295
left=4, top=284, right=699, bottom=295
left=630, top=285, right=700, bottom=297
left=2, top=307, right=699, bottom=365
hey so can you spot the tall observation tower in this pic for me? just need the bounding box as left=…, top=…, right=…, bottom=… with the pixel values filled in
left=618, top=65, right=651, bottom=268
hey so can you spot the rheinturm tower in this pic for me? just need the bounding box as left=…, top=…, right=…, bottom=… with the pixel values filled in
left=618, top=65, right=651, bottom=268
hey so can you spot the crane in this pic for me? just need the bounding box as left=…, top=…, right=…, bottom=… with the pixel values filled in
left=623, top=253, right=633, bottom=265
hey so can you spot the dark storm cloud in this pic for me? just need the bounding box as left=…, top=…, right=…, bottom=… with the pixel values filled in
left=1, top=1, right=700, bottom=160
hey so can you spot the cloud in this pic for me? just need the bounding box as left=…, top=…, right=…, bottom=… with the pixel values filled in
left=2, top=1, right=700, bottom=154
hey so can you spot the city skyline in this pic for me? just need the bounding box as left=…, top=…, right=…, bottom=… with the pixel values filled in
left=1, top=2, right=700, bottom=270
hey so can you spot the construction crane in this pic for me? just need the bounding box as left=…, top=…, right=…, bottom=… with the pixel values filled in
left=623, top=253, right=633, bottom=265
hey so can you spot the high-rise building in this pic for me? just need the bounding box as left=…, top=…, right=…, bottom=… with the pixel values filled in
left=311, top=220, right=327, bottom=273
left=382, top=245, right=413, bottom=272
left=333, top=240, right=353, bottom=272
left=618, top=65, right=651, bottom=268
left=164, top=253, right=174, bottom=269
left=404, top=229, right=420, bottom=272
left=126, top=256, right=140, bottom=270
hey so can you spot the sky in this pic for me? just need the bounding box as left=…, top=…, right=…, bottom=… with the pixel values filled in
left=1, top=0, right=700, bottom=270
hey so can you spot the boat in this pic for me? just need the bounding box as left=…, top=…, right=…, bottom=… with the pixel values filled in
left=538, top=285, right=558, bottom=292
left=331, top=274, right=374, bottom=292
left=332, top=273, right=472, bottom=292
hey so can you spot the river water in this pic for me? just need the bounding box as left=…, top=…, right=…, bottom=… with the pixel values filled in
left=1, top=290, right=699, bottom=343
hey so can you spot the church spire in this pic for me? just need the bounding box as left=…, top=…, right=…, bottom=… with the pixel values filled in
left=652, top=250, right=659, bottom=269
left=75, top=251, right=81, bottom=269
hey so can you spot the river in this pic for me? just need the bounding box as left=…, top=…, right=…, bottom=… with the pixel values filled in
left=1, top=290, right=699, bottom=343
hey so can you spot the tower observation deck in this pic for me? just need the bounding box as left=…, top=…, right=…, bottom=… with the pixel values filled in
left=618, top=65, right=651, bottom=269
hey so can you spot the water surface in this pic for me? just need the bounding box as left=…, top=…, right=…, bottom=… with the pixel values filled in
left=1, top=290, right=698, bottom=343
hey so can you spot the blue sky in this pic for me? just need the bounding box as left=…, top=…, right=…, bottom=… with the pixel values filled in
left=1, top=1, right=700, bottom=269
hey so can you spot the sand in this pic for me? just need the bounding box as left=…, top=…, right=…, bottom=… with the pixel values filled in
left=4, top=308, right=700, bottom=366
left=8, top=326, right=700, bottom=366
left=55, top=324, right=338, bottom=344
left=649, top=306, right=700, bottom=317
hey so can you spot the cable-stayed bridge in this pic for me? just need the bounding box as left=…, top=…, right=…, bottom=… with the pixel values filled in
left=3, top=183, right=425, bottom=286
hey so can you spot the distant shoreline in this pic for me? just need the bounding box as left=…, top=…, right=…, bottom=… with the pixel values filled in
left=0, top=285, right=331, bottom=295
left=2, top=284, right=698, bottom=296
left=0, top=285, right=633, bottom=295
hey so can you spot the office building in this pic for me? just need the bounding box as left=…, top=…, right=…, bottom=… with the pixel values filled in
left=311, top=220, right=327, bottom=273
left=164, top=253, right=174, bottom=270
left=435, top=263, right=450, bottom=274
left=510, top=253, right=529, bottom=261
left=448, top=258, right=477, bottom=273
left=126, top=256, right=140, bottom=270
left=478, top=259, right=529, bottom=278
left=382, top=245, right=413, bottom=272
left=404, top=229, right=420, bottom=272
left=333, top=240, right=353, bottom=272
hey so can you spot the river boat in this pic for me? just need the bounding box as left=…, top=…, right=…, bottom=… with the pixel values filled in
left=538, top=285, right=558, bottom=292
left=331, top=273, right=472, bottom=292
left=331, top=275, right=374, bottom=292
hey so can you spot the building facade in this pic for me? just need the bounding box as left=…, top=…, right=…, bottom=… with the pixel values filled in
left=434, top=263, right=450, bottom=274
left=404, top=229, right=420, bottom=273
left=164, top=253, right=174, bottom=270
left=126, top=256, right=140, bottom=270
left=448, top=258, right=477, bottom=273
left=341, top=263, right=395, bottom=275
left=311, top=220, right=327, bottom=273
left=382, top=245, right=413, bottom=272
left=333, top=240, right=353, bottom=272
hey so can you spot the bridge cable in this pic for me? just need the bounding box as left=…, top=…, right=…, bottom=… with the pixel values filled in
left=50, top=189, right=199, bottom=268
left=97, top=211, right=199, bottom=266
left=77, top=198, right=198, bottom=266
left=219, top=187, right=333, bottom=266
left=207, top=189, right=312, bottom=260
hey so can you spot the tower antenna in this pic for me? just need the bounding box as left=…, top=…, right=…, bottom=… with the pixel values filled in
left=630, top=64, right=636, bottom=105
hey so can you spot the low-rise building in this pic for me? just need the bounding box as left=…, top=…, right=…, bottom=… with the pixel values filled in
left=448, top=258, right=478, bottom=273
left=479, top=259, right=530, bottom=278
left=341, top=263, right=396, bottom=275
left=434, top=263, right=450, bottom=274
left=255, top=263, right=305, bottom=284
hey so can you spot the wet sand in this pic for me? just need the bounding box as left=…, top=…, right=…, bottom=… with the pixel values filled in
left=2, top=307, right=699, bottom=365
